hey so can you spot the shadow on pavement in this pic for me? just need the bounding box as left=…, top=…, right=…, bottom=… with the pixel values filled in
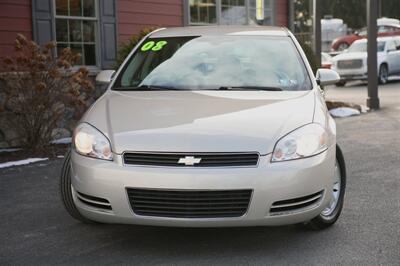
left=340, top=76, right=400, bottom=88
left=56, top=221, right=333, bottom=262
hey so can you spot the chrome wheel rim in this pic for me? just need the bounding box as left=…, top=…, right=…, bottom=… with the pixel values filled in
left=322, top=159, right=341, bottom=216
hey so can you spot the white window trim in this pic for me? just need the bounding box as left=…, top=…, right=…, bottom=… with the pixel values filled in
left=185, top=0, right=275, bottom=26
left=52, top=0, right=101, bottom=69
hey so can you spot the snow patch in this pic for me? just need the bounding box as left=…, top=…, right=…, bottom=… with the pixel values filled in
left=329, top=107, right=361, bottom=118
left=0, top=158, right=49, bottom=169
left=51, top=137, right=72, bottom=144
left=359, top=105, right=369, bottom=113
left=0, top=148, right=22, bottom=153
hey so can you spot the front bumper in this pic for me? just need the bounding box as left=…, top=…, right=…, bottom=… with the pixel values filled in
left=332, top=66, right=368, bottom=81
left=70, top=146, right=336, bottom=227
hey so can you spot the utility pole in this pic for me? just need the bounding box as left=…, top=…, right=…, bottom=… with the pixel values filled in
left=288, top=0, right=295, bottom=32
left=367, top=0, right=380, bottom=109
left=313, top=0, right=321, bottom=68
left=378, top=0, right=382, bottom=18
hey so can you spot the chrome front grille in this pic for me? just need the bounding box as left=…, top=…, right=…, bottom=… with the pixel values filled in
left=123, top=152, right=259, bottom=167
left=127, top=188, right=252, bottom=218
left=270, top=190, right=324, bottom=215
left=337, top=59, right=363, bottom=69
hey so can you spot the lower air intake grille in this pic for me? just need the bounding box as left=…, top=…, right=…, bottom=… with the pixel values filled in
left=76, top=191, right=112, bottom=210
left=123, top=152, right=259, bottom=167
left=270, top=190, right=324, bottom=215
left=127, top=188, right=252, bottom=218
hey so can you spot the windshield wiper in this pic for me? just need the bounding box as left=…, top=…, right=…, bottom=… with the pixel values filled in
left=218, top=86, right=283, bottom=91
left=114, top=85, right=180, bottom=91
left=138, top=85, right=181, bottom=90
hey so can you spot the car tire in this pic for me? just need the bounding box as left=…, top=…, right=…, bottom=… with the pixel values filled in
left=378, top=64, right=388, bottom=84
left=306, top=145, right=346, bottom=230
left=336, top=81, right=346, bottom=87
left=60, top=150, right=95, bottom=223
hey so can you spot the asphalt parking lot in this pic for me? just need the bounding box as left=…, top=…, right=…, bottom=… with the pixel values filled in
left=1, top=82, right=399, bottom=265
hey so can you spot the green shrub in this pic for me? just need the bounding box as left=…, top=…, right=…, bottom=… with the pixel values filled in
left=115, top=27, right=158, bottom=69
left=296, top=36, right=320, bottom=74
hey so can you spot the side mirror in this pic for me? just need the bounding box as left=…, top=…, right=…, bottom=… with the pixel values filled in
left=96, top=70, right=115, bottom=84
left=316, top=69, right=340, bottom=86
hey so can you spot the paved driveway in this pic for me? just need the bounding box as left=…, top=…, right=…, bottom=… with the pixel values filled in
left=1, top=82, right=399, bottom=265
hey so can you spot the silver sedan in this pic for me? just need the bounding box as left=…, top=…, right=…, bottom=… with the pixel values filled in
left=61, top=26, right=345, bottom=230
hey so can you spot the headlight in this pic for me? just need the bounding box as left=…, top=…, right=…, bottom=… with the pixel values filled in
left=73, top=123, right=113, bottom=161
left=271, top=123, right=329, bottom=162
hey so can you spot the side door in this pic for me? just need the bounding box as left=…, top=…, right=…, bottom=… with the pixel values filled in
left=385, top=40, right=400, bottom=74
left=394, top=39, right=400, bottom=73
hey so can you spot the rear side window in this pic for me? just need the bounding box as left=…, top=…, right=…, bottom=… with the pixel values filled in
left=387, top=40, right=396, bottom=51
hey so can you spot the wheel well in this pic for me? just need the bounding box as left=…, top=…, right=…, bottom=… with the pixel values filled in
left=380, top=62, right=388, bottom=71
left=336, top=145, right=346, bottom=178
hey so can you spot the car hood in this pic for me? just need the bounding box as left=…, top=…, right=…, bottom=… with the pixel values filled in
left=82, top=90, right=316, bottom=155
left=333, top=52, right=367, bottom=61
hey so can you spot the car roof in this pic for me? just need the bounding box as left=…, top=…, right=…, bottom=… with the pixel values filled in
left=149, top=26, right=289, bottom=38
left=353, top=36, right=400, bottom=44
left=380, top=23, right=400, bottom=28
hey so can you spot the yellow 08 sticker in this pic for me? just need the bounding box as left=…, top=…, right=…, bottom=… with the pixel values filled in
left=141, top=40, right=168, bottom=52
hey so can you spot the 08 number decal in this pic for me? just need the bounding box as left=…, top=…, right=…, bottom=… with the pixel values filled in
left=141, top=40, right=168, bottom=52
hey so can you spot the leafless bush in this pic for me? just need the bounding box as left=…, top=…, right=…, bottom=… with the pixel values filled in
left=0, top=34, right=94, bottom=151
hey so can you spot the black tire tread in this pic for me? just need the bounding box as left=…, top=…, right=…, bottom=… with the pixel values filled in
left=60, top=150, right=94, bottom=223
left=378, top=64, right=388, bottom=85
left=336, top=81, right=346, bottom=87
left=307, top=145, right=346, bottom=230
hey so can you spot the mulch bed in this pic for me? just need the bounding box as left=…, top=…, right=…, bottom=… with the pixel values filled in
left=0, top=144, right=70, bottom=163
left=325, top=100, right=364, bottom=112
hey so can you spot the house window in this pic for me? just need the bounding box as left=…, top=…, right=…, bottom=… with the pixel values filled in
left=190, top=0, right=217, bottom=25
left=248, top=0, right=273, bottom=25
left=54, top=0, right=98, bottom=66
left=188, top=0, right=273, bottom=26
left=221, top=0, right=246, bottom=25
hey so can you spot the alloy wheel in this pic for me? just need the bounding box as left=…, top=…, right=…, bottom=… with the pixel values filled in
left=321, top=159, right=341, bottom=217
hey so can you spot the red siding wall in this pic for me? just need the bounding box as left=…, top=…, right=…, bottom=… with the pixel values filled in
left=275, top=0, right=288, bottom=27
left=0, top=0, right=288, bottom=60
left=117, top=0, right=183, bottom=44
left=0, top=0, right=32, bottom=59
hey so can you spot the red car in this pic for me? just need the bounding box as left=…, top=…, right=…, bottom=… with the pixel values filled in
left=331, top=24, right=400, bottom=51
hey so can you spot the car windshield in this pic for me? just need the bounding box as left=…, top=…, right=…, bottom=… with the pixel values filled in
left=113, top=36, right=311, bottom=91
left=348, top=41, right=385, bottom=52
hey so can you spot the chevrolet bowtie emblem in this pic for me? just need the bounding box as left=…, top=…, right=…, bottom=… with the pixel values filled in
left=178, top=156, right=202, bottom=166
